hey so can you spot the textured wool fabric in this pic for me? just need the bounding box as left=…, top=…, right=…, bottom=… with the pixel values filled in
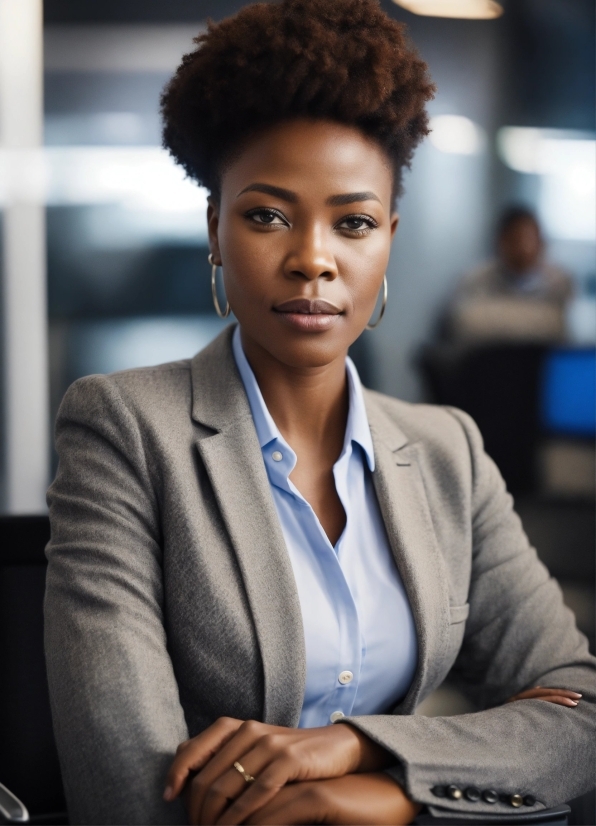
left=44, top=324, right=595, bottom=825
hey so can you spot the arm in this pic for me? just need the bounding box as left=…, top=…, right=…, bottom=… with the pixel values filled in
left=343, top=407, right=596, bottom=818
left=45, top=375, right=189, bottom=825
left=243, top=773, right=419, bottom=825
left=162, top=687, right=581, bottom=824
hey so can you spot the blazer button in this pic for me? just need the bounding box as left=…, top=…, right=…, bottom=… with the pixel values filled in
left=464, top=787, right=481, bottom=802
left=524, top=795, right=536, bottom=807
left=510, top=794, right=524, bottom=808
left=431, top=785, right=447, bottom=798
left=482, top=789, right=498, bottom=804
left=447, top=785, right=463, bottom=800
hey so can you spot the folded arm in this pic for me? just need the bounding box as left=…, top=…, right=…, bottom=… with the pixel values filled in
left=344, top=408, right=595, bottom=818
left=45, top=375, right=189, bottom=825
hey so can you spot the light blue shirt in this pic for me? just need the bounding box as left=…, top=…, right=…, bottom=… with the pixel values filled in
left=232, top=327, right=418, bottom=728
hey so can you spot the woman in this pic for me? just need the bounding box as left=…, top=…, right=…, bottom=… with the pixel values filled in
left=44, top=1, right=595, bottom=824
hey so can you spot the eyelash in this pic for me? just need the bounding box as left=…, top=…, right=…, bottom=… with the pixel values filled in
left=244, top=208, right=287, bottom=227
left=244, top=208, right=379, bottom=235
left=338, top=214, right=379, bottom=235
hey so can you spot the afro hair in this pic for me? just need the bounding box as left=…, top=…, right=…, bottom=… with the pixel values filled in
left=161, top=0, right=435, bottom=202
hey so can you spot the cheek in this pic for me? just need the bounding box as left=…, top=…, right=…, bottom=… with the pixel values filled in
left=338, top=238, right=390, bottom=309
left=217, top=216, right=277, bottom=299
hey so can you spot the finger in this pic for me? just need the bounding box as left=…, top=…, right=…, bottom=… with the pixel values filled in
left=535, top=695, right=580, bottom=707
left=525, top=688, right=582, bottom=698
left=507, top=687, right=582, bottom=703
left=198, top=757, right=269, bottom=826
left=189, top=722, right=272, bottom=824
left=216, top=754, right=299, bottom=825
left=244, top=782, right=326, bottom=826
left=164, top=717, right=243, bottom=800
left=199, top=736, right=299, bottom=826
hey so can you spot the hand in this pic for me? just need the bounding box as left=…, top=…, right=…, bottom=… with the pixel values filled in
left=164, top=717, right=393, bottom=825
left=506, top=686, right=582, bottom=707
left=244, top=773, right=421, bottom=826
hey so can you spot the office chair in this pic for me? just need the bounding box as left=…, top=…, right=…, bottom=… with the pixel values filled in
left=417, top=342, right=546, bottom=493
left=0, top=516, right=67, bottom=825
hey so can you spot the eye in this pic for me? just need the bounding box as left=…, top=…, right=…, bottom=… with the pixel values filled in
left=336, top=214, right=378, bottom=234
left=245, top=208, right=288, bottom=227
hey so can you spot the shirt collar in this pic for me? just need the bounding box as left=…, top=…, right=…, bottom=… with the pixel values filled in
left=232, top=325, right=375, bottom=472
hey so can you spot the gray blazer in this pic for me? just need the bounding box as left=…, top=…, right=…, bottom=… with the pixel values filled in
left=44, top=325, right=595, bottom=825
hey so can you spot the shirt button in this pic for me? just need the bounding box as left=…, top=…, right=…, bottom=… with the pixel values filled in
left=330, top=710, right=345, bottom=723
left=271, top=451, right=283, bottom=462
left=447, top=785, right=463, bottom=800
left=510, top=795, right=524, bottom=808
left=338, top=671, right=353, bottom=685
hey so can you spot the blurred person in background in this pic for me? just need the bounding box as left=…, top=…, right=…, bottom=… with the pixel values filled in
left=447, top=206, right=573, bottom=343
left=43, top=1, right=595, bottom=825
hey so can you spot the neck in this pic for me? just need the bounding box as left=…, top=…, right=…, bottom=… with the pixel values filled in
left=240, top=329, right=349, bottom=462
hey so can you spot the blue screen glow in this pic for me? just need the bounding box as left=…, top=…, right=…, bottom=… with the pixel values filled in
left=541, top=348, right=596, bottom=437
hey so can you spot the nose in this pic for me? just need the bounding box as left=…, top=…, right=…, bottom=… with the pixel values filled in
left=284, top=222, right=338, bottom=282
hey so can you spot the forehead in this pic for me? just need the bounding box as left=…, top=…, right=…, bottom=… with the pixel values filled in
left=220, top=118, right=394, bottom=207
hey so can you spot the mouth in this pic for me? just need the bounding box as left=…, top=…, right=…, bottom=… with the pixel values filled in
left=274, top=298, right=342, bottom=314
left=273, top=297, right=343, bottom=332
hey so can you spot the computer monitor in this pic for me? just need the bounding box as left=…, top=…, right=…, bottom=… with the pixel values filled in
left=541, top=348, right=596, bottom=437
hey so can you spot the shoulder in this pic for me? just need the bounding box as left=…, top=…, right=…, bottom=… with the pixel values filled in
left=364, top=389, right=480, bottom=452
left=364, top=389, right=489, bottom=498
left=57, top=359, right=194, bottom=433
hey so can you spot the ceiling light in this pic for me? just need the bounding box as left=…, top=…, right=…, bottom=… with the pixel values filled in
left=429, top=115, right=485, bottom=154
left=392, top=0, right=503, bottom=19
left=497, top=127, right=596, bottom=242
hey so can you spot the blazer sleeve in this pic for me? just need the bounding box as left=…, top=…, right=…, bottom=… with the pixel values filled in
left=44, top=374, right=189, bottom=825
left=343, top=407, right=596, bottom=818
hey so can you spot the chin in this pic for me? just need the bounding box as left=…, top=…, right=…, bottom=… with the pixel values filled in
left=267, top=333, right=351, bottom=370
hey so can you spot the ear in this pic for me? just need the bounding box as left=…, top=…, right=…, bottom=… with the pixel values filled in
left=390, top=212, right=399, bottom=241
left=207, top=198, right=222, bottom=265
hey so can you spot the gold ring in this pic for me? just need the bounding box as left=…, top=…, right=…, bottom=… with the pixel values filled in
left=233, top=761, right=256, bottom=784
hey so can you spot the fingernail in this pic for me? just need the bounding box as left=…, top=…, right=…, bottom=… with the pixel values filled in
left=570, top=700, right=578, bottom=706
left=163, top=787, right=173, bottom=801
left=572, top=693, right=583, bottom=698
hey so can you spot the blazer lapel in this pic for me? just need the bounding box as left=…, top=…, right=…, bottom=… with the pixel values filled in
left=364, top=393, right=452, bottom=713
left=190, top=326, right=306, bottom=727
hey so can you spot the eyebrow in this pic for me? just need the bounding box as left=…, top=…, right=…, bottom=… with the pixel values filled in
left=236, top=183, right=381, bottom=206
left=326, top=191, right=381, bottom=206
left=237, top=183, right=298, bottom=202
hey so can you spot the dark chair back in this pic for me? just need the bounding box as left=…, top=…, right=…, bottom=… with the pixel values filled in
left=0, top=516, right=67, bottom=824
left=417, top=343, right=546, bottom=493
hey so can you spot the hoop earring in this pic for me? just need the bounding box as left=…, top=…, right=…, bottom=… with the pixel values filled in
left=366, top=274, right=387, bottom=330
left=208, top=253, right=231, bottom=319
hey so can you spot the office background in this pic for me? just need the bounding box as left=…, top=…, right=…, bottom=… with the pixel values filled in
left=0, top=0, right=594, bottom=648
left=0, top=2, right=594, bottom=822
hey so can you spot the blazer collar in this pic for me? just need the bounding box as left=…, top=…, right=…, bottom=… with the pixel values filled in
left=190, top=324, right=251, bottom=432
left=190, top=324, right=306, bottom=727
left=362, top=389, right=410, bottom=454
left=363, top=391, right=452, bottom=712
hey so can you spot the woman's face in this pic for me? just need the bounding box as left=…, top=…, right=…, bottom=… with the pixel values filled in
left=207, top=118, right=398, bottom=370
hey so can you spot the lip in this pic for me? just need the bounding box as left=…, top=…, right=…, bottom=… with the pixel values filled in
left=274, top=298, right=342, bottom=314
left=273, top=297, right=343, bottom=332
